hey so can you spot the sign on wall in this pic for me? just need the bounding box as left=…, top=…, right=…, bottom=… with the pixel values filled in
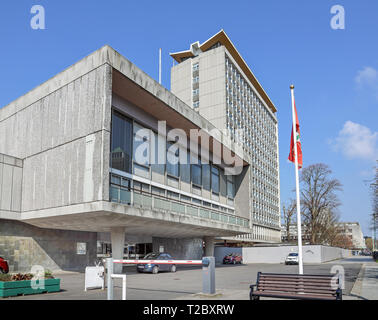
left=77, top=242, right=87, bottom=255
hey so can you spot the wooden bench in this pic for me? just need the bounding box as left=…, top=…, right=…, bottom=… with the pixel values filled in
left=250, top=272, right=342, bottom=300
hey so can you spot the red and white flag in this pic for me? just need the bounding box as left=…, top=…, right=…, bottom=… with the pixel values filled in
left=288, top=101, right=303, bottom=169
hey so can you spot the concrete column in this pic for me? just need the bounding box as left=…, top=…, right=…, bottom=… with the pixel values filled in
left=203, top=236, right=215, bottom=257
left=110, top=227, right=125, bottom=274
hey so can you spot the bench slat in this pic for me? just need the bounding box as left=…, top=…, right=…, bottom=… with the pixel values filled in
left=258, top=280, right=334, bottom=288
left=257, top=283, right=336, bottom=291
left=260, top=275, right=334, bottom=280
left=259, top=275, right=333, bottom=282
left=253, top=290, right=336, bottom=300
left=259, top=278, right=334, bottom=285
left=257, top=286, right=336, bottom=295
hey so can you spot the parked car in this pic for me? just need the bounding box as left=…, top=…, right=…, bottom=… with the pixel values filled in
left=223, top=253, right=243, bottom=264
left=137, top=253, right=176, bottom=274
left=285, top=253, right=299, bottom=265
left=0, top=257, right=9, bottom=274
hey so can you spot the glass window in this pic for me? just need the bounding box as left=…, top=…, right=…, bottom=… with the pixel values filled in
left=167, top=191, right=180, bottom=199
left=211, top=166, right=220, bottom=194
left=192, top=197, right=202, bottom=205
left=151, top=132, right=165, bottom=175
left=202, top=164, right=211, bottom=191
left=181, top=195, right=191, bottom=202
left=180, top=152, right=191, bottom=183
left=111, top=111, right=133, bottom=173
left=220, top=169, right=227, bottom=197
left=227, top=175, right=235, bottom=199
left=152, top=186, right=165, bottom=197
left=133, top=181, right=149, bottom=193
left=191, top=163, right=202, bottom=186
left=133, top=122, right=151, bottom=167
left=167, top=142, right=179, bottom=177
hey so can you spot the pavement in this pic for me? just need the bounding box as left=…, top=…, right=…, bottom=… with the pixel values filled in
left=348, top=257, right=378, bottom=300
left=4, top=256, right=376, bottom=300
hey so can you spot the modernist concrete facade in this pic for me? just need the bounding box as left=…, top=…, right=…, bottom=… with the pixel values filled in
left=170, top=30, right=281, bottom=243
left=0, top=45, right=252, bottom=272
left=336, top=222, right=366, bottom=250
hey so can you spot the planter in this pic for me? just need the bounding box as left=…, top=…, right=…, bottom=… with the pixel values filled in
left=0, top=278, right=60, bottom=298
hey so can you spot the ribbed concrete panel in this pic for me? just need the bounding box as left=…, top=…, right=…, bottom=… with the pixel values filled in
left=0, top=155, right=23, bottom=215
left=11, top=166, right=22, bottom=212
left=0, top=66, right=109, bottom=161
left=1, top=164, right=13, bottom=211
left=21, top=130, right=105, bottom=213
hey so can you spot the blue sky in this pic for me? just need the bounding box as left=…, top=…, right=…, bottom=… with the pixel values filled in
left=0, top=1, right=377, bottom=236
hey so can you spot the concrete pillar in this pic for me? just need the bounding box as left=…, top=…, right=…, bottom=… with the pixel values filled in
left=203, top=236, right=215, bottom=257
left=110, top=227, right=125, bottom=274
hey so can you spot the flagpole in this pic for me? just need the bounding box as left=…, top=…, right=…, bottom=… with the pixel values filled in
left=290, top=84, right=304, bottom=274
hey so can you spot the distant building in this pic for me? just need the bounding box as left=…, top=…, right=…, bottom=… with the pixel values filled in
left=281, top=224, right=310, bottom=243
left=336, top=222, right=366, bottom=250
left=281, top=222, right=366, bottom=250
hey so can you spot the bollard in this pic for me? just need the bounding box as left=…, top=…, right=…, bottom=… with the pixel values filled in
left=202, top=256, right=215, bottom=294
left=111, top=274, right=127, bottom=300
left=106, top=258, right=114, bottom=300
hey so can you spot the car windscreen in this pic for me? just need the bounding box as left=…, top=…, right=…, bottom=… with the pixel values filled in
left=289, top=253, right=298, bottom=256
left=144, top=253, right=159, bottom=259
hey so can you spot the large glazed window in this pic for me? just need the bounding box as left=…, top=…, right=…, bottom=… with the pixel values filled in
left=202, top=164, right=211, bottom=191
left=166, top=142, right=180, bottom=177
left=227, top=175, right=235, bottom=199
left=191, top=162, right=202, bottom=186
left=111, top=111, right=133, bottom=173
left=133, top=122, right=151, bottom=179
left=211, top=166, right=220, bottom=194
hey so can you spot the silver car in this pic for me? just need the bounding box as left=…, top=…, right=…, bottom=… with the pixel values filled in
left=285, top=253, right=299, bottom=265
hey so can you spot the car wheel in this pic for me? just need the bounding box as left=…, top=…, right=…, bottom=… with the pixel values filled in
left=152, top=266, right=159, bottom=274
left=170, top=265, right=176, bottom=273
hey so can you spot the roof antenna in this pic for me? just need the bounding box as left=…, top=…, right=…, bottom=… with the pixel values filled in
left=159, top=48, right=162, bottom=84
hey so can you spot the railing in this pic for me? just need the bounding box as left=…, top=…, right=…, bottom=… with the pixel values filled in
left=109, top=184, right=249, bottom=228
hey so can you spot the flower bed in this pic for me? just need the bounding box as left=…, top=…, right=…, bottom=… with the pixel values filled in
left=0, top=272, right=60, bottom=298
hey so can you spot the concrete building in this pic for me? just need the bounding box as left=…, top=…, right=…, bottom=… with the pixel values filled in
left=336, top=222, right=366, bottom=250
left=0, top=45, right=253, bottom=272
left=281, top=224, right=310, bottom=243
left=281, top=222, right=366, bottom=251
left=170, top=30, right=281, bottom=243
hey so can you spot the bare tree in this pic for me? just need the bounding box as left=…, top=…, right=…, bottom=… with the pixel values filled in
left=331, top=233, right=354, bottom=249
left=300, top=163, right=343, bottom=245
left=281, top=200, right=296, bottom=242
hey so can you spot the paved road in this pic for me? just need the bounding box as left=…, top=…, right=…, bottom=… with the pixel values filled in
left=6, top=258, right=363, bottom=300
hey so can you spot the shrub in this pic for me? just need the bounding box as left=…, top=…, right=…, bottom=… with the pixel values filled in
left=0, top=274, right=12, bottom=282
left=11, top=273, right=34, bottom=281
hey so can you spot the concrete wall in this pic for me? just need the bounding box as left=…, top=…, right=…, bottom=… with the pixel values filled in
left=240, top=245, right=351, bottom=264
left=0, top=219, right=97, bottom=272
left=171, top=59, right=192, bottom=107
left=0, top=63, right=112, bottom=214
left=0, top=154, right=23, bottom=218
left=152, top=237, right=203, bottom=260
left=198, top=47, right=227, bottom=130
